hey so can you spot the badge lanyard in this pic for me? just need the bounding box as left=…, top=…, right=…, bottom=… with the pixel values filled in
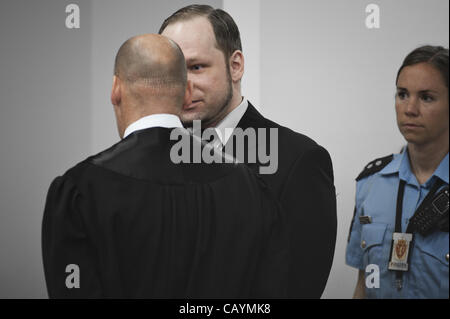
left=389, top=178, right=444, bottom=290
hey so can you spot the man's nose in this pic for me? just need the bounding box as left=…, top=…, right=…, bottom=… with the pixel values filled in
left=187, top=73, right=196, bottom=86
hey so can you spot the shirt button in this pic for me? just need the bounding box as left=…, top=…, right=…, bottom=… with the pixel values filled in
left=361, top=240, right=367, bottom=249
left=446, top=253, right=449, bottom=262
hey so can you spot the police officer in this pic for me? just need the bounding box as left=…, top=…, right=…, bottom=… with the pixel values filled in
left=346, top=45, right=449, bottom=299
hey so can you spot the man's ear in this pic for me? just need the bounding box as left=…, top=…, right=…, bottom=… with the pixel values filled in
left=183, top=80, right=193, bottom=108
left=229, top=50, right=244, bottom=83
left=111, top=75, right=122, bottom=106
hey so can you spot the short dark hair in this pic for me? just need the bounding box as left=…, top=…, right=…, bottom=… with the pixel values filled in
left=396, top=45, right=449, bottom=90
left=159, top=4, right=242, bottom=62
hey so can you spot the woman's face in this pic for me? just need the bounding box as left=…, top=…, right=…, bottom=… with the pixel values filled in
left=396, top=62, right=449, bottom=147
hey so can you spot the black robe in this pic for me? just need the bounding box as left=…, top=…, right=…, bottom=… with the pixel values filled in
left=42, top=127, right=288, bottom=298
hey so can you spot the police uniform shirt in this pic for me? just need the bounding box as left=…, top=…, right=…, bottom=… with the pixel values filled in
left=346, top=150, right=449, bottom=298
left=41, top=113, right=289, bottom=298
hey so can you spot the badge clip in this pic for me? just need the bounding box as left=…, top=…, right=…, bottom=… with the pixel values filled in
left=388, top=232, right=413, bottom=272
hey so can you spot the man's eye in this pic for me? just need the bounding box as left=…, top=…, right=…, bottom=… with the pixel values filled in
left=190, top=65, right=203, bottom=71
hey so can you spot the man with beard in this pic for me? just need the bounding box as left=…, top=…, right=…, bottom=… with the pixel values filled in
left=160, top=5, right=337, bottom=298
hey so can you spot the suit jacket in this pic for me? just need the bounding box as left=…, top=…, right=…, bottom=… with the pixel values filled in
left=42, top=127, right=288, bottom=298
left=224, top=102, right=337, bottom=298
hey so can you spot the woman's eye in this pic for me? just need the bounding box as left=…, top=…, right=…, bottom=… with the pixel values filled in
left=396, top=91, right=407, bottom=99
left=421, top=94, right=434, bottom=102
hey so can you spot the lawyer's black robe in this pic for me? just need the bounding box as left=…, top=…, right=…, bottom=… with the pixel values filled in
left=42, top=127, right=288, bottom=298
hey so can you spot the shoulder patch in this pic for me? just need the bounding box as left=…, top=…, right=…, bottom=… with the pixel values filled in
left=356, top=154, right=394, bottom=181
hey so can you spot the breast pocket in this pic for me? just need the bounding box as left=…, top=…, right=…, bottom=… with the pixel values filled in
left=361, top=223, right=388, bottom=268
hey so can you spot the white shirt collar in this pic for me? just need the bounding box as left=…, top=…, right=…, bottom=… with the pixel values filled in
left=123, top=113, right=183, bottom=139
left=215, top=97, right=248, bottom=145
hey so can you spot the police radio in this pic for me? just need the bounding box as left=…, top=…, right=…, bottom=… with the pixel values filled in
left=407, top=186, right=449, bottom=236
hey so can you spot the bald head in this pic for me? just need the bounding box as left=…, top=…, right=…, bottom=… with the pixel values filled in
left=111, top=34, right=191, bottom=139
left=114, top=34, right=187, bottom=104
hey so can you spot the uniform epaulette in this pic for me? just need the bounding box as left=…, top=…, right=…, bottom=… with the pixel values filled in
left=356, top=154, right=394, bottom=181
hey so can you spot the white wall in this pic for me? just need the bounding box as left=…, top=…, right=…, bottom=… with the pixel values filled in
left=223, top=0, right=261, bottom=109
left=257, top=0, right=449, bottom=298
left=226, top=0, right=449, bottom=298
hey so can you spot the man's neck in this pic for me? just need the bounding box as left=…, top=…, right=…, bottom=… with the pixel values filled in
left=204, top=93, right=243, bottom=129
left=407, top=135, right=449, bottom=185
left=124, top=104, right=179, bottom=128
left=226, top=93, right=243, bottom=117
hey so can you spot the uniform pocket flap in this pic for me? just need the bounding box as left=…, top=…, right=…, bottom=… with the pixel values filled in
left=361, top=223, right=387, bottom=250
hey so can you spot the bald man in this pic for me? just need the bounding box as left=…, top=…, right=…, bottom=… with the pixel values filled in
left=41, top=34, right=288, bottom=298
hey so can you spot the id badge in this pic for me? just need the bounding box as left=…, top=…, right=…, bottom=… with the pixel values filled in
left=388, top=232, right=413, bottom=272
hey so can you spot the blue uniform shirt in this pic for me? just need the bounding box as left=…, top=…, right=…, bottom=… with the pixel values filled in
left=346, top=150, right=449, bottom=298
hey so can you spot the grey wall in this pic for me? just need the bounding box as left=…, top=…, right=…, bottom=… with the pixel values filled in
left=260, top=0, right=449, bottom=298
left=0, top=0, right=92, bottom=298
left=0, top=0, right=221, bottom=299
